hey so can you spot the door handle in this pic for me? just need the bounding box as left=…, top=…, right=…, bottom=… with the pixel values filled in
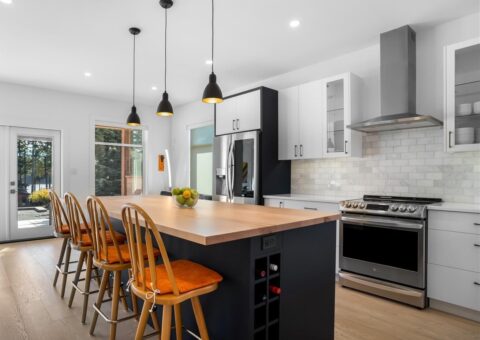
left=344, top=140, right=348, bottom=154
left=232, top=120, right=235, bottom=131
left=236, top=119, right=240, bottom=130
left=300, top=144, right=303, bottom=157
left=448, top=131, right=453, bottom=148
left=294, top=145, right=298, bottom=157
left=10, top=189, right=16, bottom=194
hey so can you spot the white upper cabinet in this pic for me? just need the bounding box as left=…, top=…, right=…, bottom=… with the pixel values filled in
left=278, top=72, right=362, bottom=160
left=215, top=89, right=261, bottom=135
left=445, top=37, right=480, bottom=152
left=322, top=73, right=362, bottom=158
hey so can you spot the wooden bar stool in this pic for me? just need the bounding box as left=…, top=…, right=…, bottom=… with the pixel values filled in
left=64, top=192, right=125, bottom=324
left=50, top=190, right=76, bottom=298
left=121, top=203, right=223, bottom=340
left=87, top=196, right=160, bottom=340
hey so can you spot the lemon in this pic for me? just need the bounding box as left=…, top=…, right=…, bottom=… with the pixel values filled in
left=183, top=190, right=192, bottom=199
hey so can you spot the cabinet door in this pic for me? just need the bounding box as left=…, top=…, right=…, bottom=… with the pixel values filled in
left=278, top=87, right=299, bottom=160
left=298, top=80, right=324, bottom=159
left=323, top=75, right=347, bottom=157
left=445, top=38, right=480, bottom=152
left=215, top=96, right=238, bottom=136
left=235, top=90, right=261, bottom=133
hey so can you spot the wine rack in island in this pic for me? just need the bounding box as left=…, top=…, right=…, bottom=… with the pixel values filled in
left=254, top=253, right=281, bottom=340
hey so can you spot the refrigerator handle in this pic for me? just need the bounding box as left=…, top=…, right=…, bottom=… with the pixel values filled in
left=229, top=140, right=235, bottom=202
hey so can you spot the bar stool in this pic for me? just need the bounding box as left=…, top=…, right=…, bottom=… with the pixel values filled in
left=121, top=203, right=223, bottom=340
left=50, top=190, right=76, bottom=298
left=64, top=192, right=126, bottom=324
left=87, top=196, right=161, bottom=340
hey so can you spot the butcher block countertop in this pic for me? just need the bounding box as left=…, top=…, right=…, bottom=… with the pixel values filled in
left=100, top=195, right=340, bottom=246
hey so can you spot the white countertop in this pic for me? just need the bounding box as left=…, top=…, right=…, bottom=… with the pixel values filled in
left=427, top=202, right=480, bottom=214
left=263, top=193, right=358, bottom=204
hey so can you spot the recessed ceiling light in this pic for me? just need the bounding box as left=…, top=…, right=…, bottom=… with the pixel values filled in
left=151, top=86, right=158, bottom=91
left=205, top=59, right=213, bottom=65
left=289, top=20, right=300, bottom=28
left=84, top=72, right=92, bottom=77
left=0, top=0, right=13, bottom=5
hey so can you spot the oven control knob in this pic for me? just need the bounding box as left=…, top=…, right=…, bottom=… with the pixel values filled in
left=399, top=205, right=407, bottom=212
left=359, top=202, right=366, bottom=209
left=345, top=202, right=352, bottom=208
left=390, top=204, right=399, bottom=211
left=352, top=202, right=359, bottom=208
left=408, top=205, right=417, bottom=213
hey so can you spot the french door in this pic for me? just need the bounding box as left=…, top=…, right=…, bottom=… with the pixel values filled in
left=1, top=127, right=61, bottom=241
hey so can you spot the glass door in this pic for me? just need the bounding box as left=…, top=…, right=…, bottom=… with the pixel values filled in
left=325, top=77, right=346, bottom=156
left=8, top=127, right=61, bottom=241
left=231, top=131, right=259, bottom=205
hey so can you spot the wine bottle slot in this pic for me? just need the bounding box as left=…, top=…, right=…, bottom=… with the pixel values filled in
left=269, top=263, right=279, bottom=272
left=269, top=285, right=281, bottom=295
left=256, top=269, right=267, bottom=278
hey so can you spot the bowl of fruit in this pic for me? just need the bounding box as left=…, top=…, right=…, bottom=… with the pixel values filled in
left=171, top=187, right=199, bottom=208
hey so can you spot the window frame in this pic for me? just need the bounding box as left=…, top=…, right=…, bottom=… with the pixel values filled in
left=91, top=121, right=147, bottom=196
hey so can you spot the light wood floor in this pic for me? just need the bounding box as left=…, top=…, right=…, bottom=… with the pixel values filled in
left=0, top=238, right=478, bottom=340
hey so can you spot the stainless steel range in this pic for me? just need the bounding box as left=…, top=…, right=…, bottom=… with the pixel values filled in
left=338, top=195, right=442, bottom=308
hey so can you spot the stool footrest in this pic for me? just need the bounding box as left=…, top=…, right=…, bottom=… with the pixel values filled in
left=92, top=303, right=137, bottom=324
left=71, top=282, right=99, bottom=296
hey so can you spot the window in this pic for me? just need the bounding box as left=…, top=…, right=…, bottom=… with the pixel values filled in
left=94, top=125, right=144, bottom=196
left=190, top=125, right=214, bottom=196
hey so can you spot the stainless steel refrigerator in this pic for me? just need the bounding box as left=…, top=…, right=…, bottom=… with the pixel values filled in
left=213, top=131, right=259, bottom=204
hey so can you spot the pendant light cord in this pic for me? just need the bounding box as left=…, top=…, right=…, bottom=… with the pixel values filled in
left=133, top=33, right=136, bottom=106
left=164, top=8, right=168, bottom=93
left=211, top=0, right=214, bottom=73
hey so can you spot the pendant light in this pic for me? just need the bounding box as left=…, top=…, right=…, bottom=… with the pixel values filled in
left=126, top=27, right=141, bottom=126
left=202, top=0, right=223, bottom=104
left=156, top=0, right=174, bottom=116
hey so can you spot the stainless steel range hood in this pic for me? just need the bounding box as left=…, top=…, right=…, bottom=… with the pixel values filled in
left=348, top=25, right=443, bottom=133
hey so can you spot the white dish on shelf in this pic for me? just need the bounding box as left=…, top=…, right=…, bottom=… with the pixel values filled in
left=473, top=101, right=480, bottom=114
left=455, top=127, right=474, bottom=144
left=456, top=103, right=472, bottom=116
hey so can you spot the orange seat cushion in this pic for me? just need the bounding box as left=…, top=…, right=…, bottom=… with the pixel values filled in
left=141, top=259, right=223, bottom=295
left=99, top=243, right=160, bottom=264
left=59, top=223, right=88, bottom=235
left=77, top=230, right=126, bottom=247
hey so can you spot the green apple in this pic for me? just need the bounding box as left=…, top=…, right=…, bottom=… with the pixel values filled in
left=172, top=187, right=181, bottom=195
left=176, top=195, right=186, bottom=205
left=191, top=190, right=199, bottom=199
left=186, top=198, right=195, bottom=207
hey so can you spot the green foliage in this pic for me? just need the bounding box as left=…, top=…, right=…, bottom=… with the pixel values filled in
left=29, top=189, right=50, bottom=205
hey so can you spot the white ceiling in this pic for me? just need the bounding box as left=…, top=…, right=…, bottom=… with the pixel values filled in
left=0, top=0, right=478, bottom=108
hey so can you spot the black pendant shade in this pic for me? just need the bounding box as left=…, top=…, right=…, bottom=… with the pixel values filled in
left=127, top=106, right=141, bottom=126
left=127, top=27, right=141, bottom=126
left=202, top=0, right=223, bottom=104
left=156, top=0, right=174, bottom=116
left=157, top=92, right=174, bottom=116
left=202, top=73, right=223, bottom=104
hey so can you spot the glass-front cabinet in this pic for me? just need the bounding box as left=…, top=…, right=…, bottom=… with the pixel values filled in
left=322, top=73, right=362, bottom=158
left=445, top=38, right=480, bottom=152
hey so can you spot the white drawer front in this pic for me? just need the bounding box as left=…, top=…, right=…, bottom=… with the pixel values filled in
left=264, top=198, right=283, bottom=208
left=282, top=200, right=339, bottom=212
left=428, top=264, right=480, bottom=311
left=428, top=210, right=480, bottom=234
left=428, top=229, right=480, bottom=272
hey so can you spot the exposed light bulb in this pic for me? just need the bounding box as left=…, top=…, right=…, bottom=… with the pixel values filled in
left=289, top=19, right=300, bottom=28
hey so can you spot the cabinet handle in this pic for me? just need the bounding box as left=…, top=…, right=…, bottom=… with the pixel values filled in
left=304, top=207, right=318, bottom=211
left=448, top=131, right=453, bottom=148
left=236, top=119, right=240, bottom=130
left=474, top=223, right=480, bottom=226
left=474, top=244, right=480, bottom=247
left=232, top=120, right=236, bottom=131
left=474, top=282, right=480, bottom=286
left=300, top=144, right=303, bottom=157
left=279, top=201, right=284, bottom=208
left=344, top=140, right=348, bottom=154
left=294, top=145, right=298, bottom=157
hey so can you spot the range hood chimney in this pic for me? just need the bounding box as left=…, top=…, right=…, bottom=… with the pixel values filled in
left=348, top=25, right=443, bottom=133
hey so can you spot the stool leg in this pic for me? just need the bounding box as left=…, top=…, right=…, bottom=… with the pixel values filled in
left=149, top=309, right=160, bottom=332
left=68, top=250, right=86, bottom=308
left=174, top=304, right=183, bottom=340
left=135, top=300, right=152, bottom=340
left=53, top=237, right=68, bottom=287
left=131, top=290, right=139, bottom=320
left=60, top=240, right=72, bottom=298
left=81, top=251, right=93, bottom=324
left=90, top=269, right=109, bottom=335
left=191, top=297, right=209, bottom=340
left=161, top=305, right=172, bottom=340
left=109, top=270, right=121, bottom=340
left=120, top=285, right=129, bottom=311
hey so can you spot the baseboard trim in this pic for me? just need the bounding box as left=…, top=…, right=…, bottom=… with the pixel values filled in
left=0, top=235, right=55, bottom=244
left=429, top=299, right=480, bottom=323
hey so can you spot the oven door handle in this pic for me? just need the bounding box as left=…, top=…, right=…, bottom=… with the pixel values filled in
left=341, top=215, right=424, bottom=230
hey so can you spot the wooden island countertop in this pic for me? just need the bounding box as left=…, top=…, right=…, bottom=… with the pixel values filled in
left=100, top=195, right=340, bottom=245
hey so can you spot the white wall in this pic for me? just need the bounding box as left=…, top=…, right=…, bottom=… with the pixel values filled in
left=0, top=81, right=171, bottom=201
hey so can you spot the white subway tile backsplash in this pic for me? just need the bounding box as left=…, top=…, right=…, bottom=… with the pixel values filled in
left=291, top=127, right=480, bottom=203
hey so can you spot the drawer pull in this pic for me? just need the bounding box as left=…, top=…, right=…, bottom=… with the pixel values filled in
left=474, top=244, right=480, bottom=247
left=304, top=207, right=318, bottom=211
left=474, top=223, right=480, bottom=226
left=474, top=282, right=480, bottom=286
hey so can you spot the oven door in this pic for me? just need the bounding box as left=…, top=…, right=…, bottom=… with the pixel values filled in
left=340, top=213, right=426, bottom=289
